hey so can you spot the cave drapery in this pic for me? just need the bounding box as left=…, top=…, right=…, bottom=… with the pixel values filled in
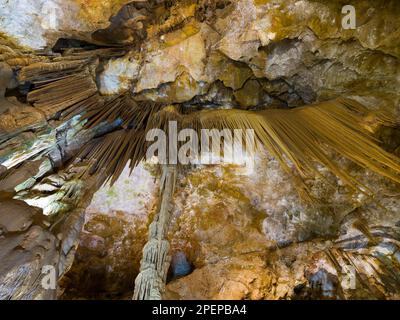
left=0, top=0, right=400, bottom=300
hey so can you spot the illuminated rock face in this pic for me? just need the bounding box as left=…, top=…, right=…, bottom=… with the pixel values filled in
left=0, top=0, right=400, bottom=300
left=98, top=54, right=141, bottom=95
left=0, top=0, right=134, bottom=50
left=59, top=153, right=400, bottom=300
left=59, top=164, right=158, bottom=299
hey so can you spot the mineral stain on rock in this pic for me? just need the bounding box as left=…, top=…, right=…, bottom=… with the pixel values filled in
left=169, top=251, right=193, bottom=280
left=0, top=0, right=400, bottom=301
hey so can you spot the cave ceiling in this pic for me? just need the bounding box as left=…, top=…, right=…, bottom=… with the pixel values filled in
left=0, top=0, right=400, bottom=301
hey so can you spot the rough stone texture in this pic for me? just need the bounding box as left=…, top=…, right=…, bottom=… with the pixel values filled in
left=0, top=0, right=399, bottom=300
left=124, top=0, right=400, bottom=113
left=2, top=0, right=398, bottom=110
left=98, top=53, right=141, bottom=95
left=0, top=224, right=59, bottom=300
left=0, top=157, right=103, bottom=299
left=0, top=199, right=35, bottom=233
left=0, top=0, right=135, bottom=50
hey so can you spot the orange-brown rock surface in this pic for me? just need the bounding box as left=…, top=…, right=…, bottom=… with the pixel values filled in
left=0, top=0, right=399, bottom=300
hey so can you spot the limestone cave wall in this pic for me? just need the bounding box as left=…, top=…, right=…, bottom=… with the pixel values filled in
left=0, top=0, right=399, bottom=300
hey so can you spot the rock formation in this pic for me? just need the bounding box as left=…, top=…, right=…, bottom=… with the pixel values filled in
left=0, top=0, right=399, bottom=300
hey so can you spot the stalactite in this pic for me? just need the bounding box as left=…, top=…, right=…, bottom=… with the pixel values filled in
left=133, top=164, right=177, bottom=300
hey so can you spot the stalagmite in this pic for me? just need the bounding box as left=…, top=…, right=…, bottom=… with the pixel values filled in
left=133, top=164, right=177, bottom=300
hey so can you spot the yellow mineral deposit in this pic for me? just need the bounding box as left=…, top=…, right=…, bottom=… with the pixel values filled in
left=0, top=0, right=399, bottom=301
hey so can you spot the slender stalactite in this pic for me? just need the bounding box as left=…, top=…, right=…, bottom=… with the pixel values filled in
left=0, top=0, right=399, bottom=301
left=133, top=164, right=177, bottom=300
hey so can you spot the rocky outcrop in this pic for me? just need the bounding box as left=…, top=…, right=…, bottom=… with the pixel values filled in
left=161, top=151, right=400, bottom=300
left=0, top=0, right=136, bottom=50
left=59, top=163, right=158, bottom=299
left=128, top=0, right=400, bottom=114
left=133, top=165, right=177, bottom=300
left=0, top=0, right=399, bottom=300
left=57, top=152, right=400, bottom=300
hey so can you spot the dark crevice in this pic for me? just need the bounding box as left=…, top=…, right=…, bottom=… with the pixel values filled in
left=52, top=38, right=102, bottom=54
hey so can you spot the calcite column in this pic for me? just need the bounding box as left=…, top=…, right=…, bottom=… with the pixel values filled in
left=133, top=165, right=177, bottom=300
